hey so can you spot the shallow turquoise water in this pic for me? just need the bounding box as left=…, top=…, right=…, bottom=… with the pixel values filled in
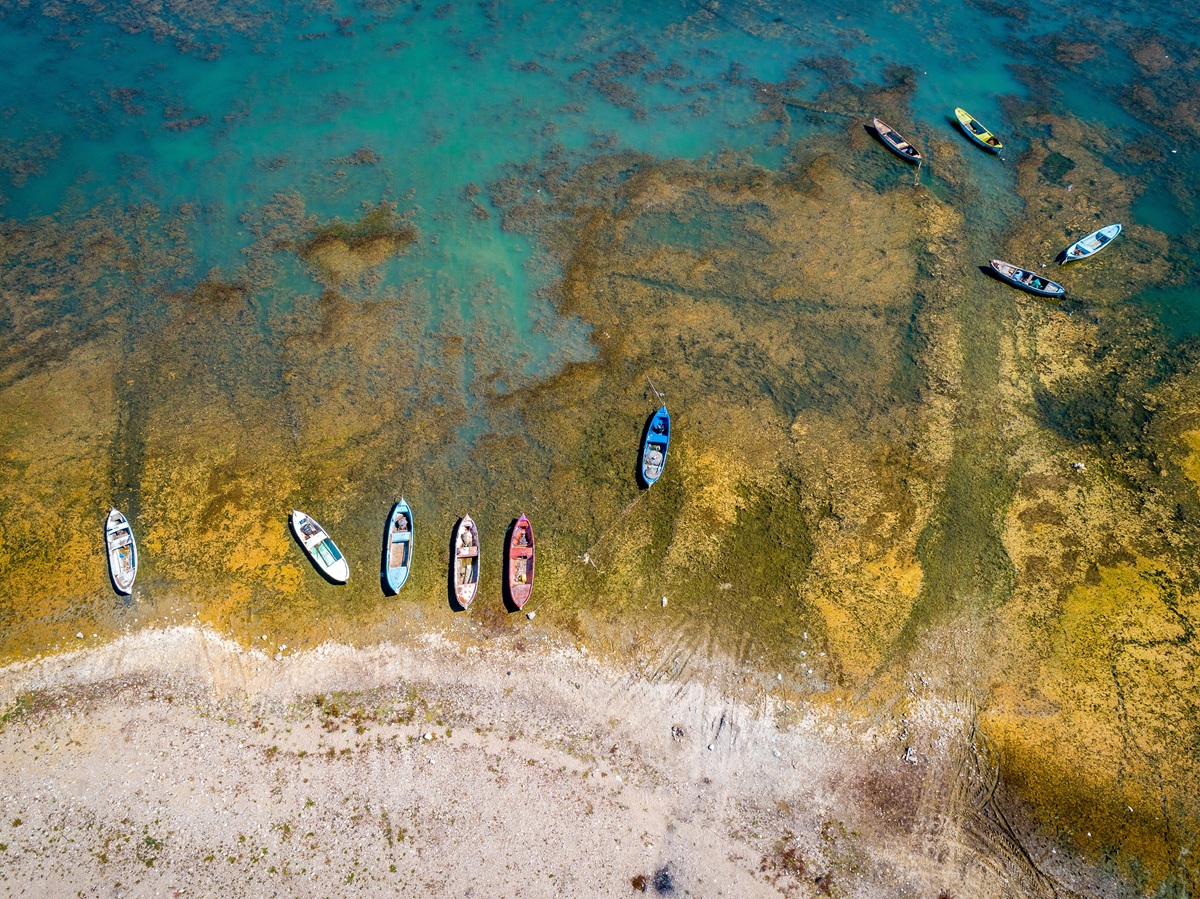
left=5, top=0, right=1197, bottom=360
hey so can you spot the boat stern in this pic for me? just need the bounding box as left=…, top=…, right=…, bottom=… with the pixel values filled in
left=328, top=558, right=350, bottom=583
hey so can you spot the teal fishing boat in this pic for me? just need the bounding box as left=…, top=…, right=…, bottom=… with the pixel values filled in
left=640, top=405, right=671, bottom=487
left=382, top=498, right=413, bottom=594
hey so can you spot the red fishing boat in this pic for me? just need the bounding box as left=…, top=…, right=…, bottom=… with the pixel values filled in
left=506, top=514, right=535, bottom=609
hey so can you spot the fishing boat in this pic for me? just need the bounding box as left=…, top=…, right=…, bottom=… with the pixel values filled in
left=954, top=107, right=1003, bottom=153
left=505, top=514, right=535, bottom=610
left=291, top=509, right=349, bottom=583
left=989, top=259, right=1066, bottom=298
left=640, top=405, right=671, bottom=487
left=1059, top=223, right=1122, bottom=264
left=105, top=508, right=137, bottom=595
left=452, top=515, right=480, bottom=609
left=382, top=498, right=413, bottom=594
left=873, top=117, right=922, bottom=164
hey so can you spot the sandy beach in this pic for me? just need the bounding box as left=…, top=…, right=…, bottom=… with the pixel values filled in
left=0, top=626, right=1114, bottom=898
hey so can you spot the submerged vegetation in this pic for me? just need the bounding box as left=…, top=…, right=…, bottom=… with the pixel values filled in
left=2, top=115, right=1199, bottom=892
left=297, top=203, right=418, bottom=284
left=1, top=0, right=1200, bottom=892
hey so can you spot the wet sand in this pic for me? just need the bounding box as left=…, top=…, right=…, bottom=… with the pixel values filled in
left=0, top=626, right=1115, bottom=898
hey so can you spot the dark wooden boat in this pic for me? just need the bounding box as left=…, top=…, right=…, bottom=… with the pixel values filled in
left=954, top=107, right=1003, bottom=153
left=382, top=498, right=413, bottom=594
left=105, top=507, right=137, bottom=595
left=506, top=514, right=535, bottom=610
left=1060, top=223, right=1121, bottom=264
left=989, top=259, right=1066, bottom=298
left=452, top=514, right=480, bottom=608
left=873, top=117, right=922, bottom=164
left=640, top=405, right=670, bottom=487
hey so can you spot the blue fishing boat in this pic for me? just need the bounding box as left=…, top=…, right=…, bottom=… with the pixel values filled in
left=382, top=498, right=413, bottom=594
left=640, top=405, right=671, bottom=487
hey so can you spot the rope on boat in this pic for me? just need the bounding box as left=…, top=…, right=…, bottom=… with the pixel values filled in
left=576, top=488, right=649, bottom=567
left=523, top=490, right=650, bottom=619
left=647, top=377, right=665, bottom=404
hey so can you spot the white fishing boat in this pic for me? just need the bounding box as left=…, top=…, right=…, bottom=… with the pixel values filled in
left=105, top=508, right=137, bottom=595
left=1060, top=223, right=1122, bottom=264
left=291, top=509, right=349, bottom=583
left=452, top=514, right=480, bottom=608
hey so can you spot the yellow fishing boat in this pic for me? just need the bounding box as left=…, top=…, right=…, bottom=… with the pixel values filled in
left=954, top=107, right=1003, bottom=153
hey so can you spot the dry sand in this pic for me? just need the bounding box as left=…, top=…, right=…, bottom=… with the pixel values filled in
left=0, top=627, right=1110, bottom=898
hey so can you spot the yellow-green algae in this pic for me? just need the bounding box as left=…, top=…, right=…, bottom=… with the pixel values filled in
left=983, top=107, right=1199, bottom=892
left=2, top=113, right=1200, bottom=892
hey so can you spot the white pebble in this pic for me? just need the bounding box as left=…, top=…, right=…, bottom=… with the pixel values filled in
left=707, top=743, right=715, bottom=751
left=526, top=611, right=536, bottom=620
left=76, top=633, right=84, bottom=639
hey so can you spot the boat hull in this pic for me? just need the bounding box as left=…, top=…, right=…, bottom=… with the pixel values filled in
left=105, top=508, right=137, bottom=595
left=1059, top=223, right=1122, bottom=264
left=954, top=107, right=1002, bottom=153
left=453, top=515, right=480, bottom=609
left=383, top=499, right=413, bottom=594
left=873, top=117, right=922, bottom=163
left=989, top=260, right=1066, bottom=297
left=640, top=405, right=671, bottom=487
left=505, top=514, right=535, bottom=610
left=291, top=510, right=350, bottom=583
